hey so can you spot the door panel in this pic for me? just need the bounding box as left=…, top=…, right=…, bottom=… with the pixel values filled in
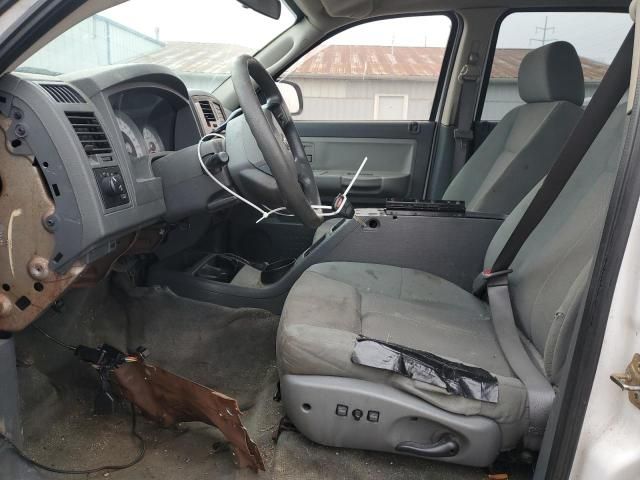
left=302, top=137, right=414, bottom=199
left=297, top=121, right=436, bottom=204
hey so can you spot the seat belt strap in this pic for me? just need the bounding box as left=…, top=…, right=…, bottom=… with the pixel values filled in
left=452, top=53, right=481, bottom=176
left=489, top=28, right=634, bottom=274
left=483, top=27, right=634, bottom=450
left=485, top=271, right=555, bottom=450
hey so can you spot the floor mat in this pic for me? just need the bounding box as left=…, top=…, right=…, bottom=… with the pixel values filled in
left=113, top=284, right=280, bottom=409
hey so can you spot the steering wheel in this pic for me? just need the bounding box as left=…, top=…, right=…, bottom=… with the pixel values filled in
left=231, top=55, right=323, bottom=228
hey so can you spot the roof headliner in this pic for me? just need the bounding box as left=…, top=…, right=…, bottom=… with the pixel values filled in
left=293, top=0, right=630, bottom=29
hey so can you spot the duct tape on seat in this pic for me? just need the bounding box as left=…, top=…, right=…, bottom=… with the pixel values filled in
left=351, top=337, right=499, bottom=403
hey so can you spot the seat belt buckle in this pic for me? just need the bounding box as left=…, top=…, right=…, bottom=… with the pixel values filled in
left=481, top=268, right=513, bottom=280
left=473, top=269, right=513, bottom=297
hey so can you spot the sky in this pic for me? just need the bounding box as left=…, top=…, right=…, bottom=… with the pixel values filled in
left=498, top=12, right=632, bottom=64
left=102, top=0, right=297, bottom=49
left=102, top=1, right=631, bottom=64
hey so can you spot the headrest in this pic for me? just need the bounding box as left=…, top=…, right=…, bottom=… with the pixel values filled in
left=518, top=41, right=585, bottom=105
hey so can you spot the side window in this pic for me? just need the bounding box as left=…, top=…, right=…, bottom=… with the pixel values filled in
left=481, top=11, right=632, bottom=121
left=282, top=15, right=453, bottom=121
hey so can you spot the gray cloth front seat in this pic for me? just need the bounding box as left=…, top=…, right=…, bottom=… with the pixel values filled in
left=277, top=104, right=626, bottom=466
left=312, top=41, right=585, bottom=243
left=443, top=40, right=585, bottom=213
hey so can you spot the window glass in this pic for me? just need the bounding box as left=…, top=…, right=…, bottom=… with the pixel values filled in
left=481, top=11, right=632, bottom=120
left=17, top=0, right=296, bottom=91
left=281, top=15, right=453, bottom=121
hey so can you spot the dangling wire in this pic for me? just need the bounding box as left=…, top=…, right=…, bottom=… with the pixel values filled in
left=32, top=324, right=75, bottom=351
left=197, top=132, right=272, bottom=222
left=196, top=132, right=368, bottom=223
left=13, top=325, right=147, bottom=474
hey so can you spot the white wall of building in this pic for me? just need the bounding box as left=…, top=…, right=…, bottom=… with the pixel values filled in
left=290, top=76, right=438, bottom=121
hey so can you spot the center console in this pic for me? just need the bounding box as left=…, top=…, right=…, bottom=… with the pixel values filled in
left=147, top=202, right=505, bottom=313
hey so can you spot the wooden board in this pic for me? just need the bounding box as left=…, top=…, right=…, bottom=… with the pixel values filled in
left=0, top=115, right=84, bottom=331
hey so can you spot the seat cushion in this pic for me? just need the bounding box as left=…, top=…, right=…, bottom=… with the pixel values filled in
left=277, top=262, right=528, bottom=433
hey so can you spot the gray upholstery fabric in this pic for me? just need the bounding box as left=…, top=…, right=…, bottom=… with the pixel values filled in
left=443, top=101, right=583, bottom=214
left=484, top=104, right=626, bottom=370
left=518, top=41, right=585, bottom=105
left=276, top=263, right=529, bottom=434
left=442, top=41, right=584, bottom=215
left=279, top=104, right=625, bottom=449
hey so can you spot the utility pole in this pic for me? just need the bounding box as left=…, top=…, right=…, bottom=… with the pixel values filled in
left=529, top=16, right=557, bottom=46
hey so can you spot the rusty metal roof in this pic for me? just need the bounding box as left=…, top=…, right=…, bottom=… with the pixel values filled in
left=133, top=42, right=608, bottom=81
left=290, top=45, right=609, bottom=81
left=490, top=48, right=608, bottom=81
left=289, top=45, right=447, bottom=78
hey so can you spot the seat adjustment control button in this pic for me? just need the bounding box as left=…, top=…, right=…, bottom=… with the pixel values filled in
left=352, top=408, right=363, bottom=421
left=367, top=410, right=379, bottom=422
left=335, top=404, right=348, bottom=417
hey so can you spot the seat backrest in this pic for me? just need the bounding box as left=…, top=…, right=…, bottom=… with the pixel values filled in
left=484, top=103, right=627, bottom=382
left=443, top=41, right=585, bottom=215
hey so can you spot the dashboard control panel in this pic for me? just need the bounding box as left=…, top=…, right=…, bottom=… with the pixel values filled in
left=94, top=166, right=129, bottom=209
left=0, top=64, right=217, bottom=272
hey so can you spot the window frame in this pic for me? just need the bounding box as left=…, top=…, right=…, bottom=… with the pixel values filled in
left=474, top=6, right=629, bottom=122
left=274, top=11, right=462, bottom=122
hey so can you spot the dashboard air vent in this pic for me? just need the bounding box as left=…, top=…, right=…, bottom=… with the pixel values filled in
left=212, top=102, right=225, bottom=122
left=198, top=100, right=217, bottom=127
left=64, top=111, right=112, bottom=155
left=41, top=84, right=85, bottom=104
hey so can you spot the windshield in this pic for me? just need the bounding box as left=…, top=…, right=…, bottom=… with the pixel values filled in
left=16, top=0, right=295, bottom=91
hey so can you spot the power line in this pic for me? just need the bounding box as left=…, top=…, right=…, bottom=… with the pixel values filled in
left=529, top=16, right=558, bottom=46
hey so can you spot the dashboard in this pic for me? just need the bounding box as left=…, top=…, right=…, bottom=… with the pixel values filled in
left=0, top=64, right=230, bottom=274
left=112, top=87, right=191, bottom=158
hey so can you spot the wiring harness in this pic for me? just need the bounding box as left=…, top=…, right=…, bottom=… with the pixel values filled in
left=0, top=326, right=146, bottom=475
